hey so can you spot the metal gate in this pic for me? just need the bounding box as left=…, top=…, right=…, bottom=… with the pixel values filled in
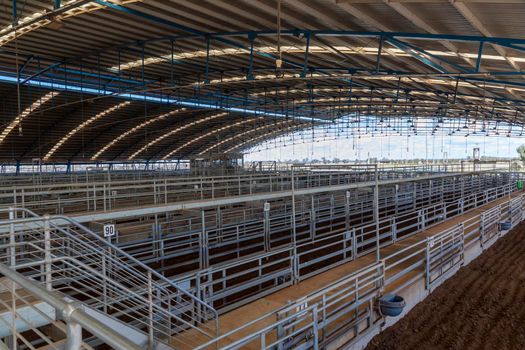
left=510, top=196, right=523, bottom=228
left=426, top=224, right=464, bottom=291
left=480, top=205, right=501, bottom=249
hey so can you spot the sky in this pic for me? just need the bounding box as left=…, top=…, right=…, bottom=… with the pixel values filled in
left=245, top=133, right=525, bottom=162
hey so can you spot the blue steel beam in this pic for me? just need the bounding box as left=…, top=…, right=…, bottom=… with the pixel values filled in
left=125, top=30, right=525, bottom=51
left=10, top=68, right=525, bottom=115
left=20, top=61, right=63, bottom=85
left=475, top=42, right=484, bottom=73
left=67, top=30, right=525, bottom=72
left=8, top=62, right=525, bottom=108
left=385, top=37, right=449, bottom=74
left=0, top=73, right=326, bottom=122
left=12, top=0, right=17, bottom=25
left=8, top=30, right=524, bottom=98
left=18, top=55, right=34, bottom=75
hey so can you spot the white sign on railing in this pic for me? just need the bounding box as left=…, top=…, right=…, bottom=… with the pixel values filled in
left=103, top=224, right=116, bottom=237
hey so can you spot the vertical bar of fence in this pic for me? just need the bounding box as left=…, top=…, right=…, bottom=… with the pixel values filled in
left=345, top=191, right=350, bottom=233
left=200, top=210, right=209, bottom=270
left=312, top=304, right=319, bottom=349
left=263, top=202, right=270, bottom=252
left=374, top=164, right=380, bottom=261
left=291, top=167, right=297, bottom=283
left=9, top=207, right=16, bottom=267
left=102, top=254, right=108, bottom=313
left=292, top=167, right=297, bottom=246
left=66, top=320, right=82, bottom=350
left=10, top=245, right=17, bottom=350
left=147, top=270, right=155, bottom=349
left=425, top=237, right=431, bottom=290
left=44, top=215, right=52, bottom=291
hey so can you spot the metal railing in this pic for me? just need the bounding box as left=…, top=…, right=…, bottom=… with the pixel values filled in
left=0, top=166, right=464, bottom=216
left=0, top=170, right=519, bottom=349
left=193, top=188, right=524, bottom=349
left=170, top=181, right=516, bottom=314
left=194, top=262, right=385, bottom=349
left=425, top=224, right=464, bottom=290
left=0, top=208, right=218, bottom=349
left=0, top=264, right=142, bottom=350
left=114, top=172, right=507, bottom=278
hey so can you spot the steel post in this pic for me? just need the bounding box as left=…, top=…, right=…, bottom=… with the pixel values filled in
left=66, top=321, right=82, bottom=350
left=374, top=164, right=380, bottom=262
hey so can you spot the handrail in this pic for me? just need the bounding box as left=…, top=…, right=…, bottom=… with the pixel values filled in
left=192, top=183, right=523, bottom=349
left=0, top=206, right=220, bottom=347
left=170, top=181, right=516, bottom=311
left=195, top=261, right=384, bottom=349
left=0, top=263, right=142, bottom=350
left=5, top=206, right=218, bottom=317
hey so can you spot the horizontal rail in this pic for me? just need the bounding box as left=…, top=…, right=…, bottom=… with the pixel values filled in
left=0, top=263, right=142, bottom=350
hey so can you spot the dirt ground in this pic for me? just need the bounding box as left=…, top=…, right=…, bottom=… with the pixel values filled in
left=366, top=221, right=525, bottom=350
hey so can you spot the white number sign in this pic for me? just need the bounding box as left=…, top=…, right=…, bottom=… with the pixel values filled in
left=103, top=224, right=116, bottom=237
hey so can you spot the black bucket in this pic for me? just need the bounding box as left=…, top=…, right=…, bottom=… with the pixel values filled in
left=500, top=221, right=512, bottom=231
left=379, top=294, right=406, bottom=317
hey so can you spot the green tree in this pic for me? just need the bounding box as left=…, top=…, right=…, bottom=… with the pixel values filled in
left=517, top=145, right=525, bottom=163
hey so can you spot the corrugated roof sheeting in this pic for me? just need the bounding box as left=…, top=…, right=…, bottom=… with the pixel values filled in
left=469, top=2, right=525, bottom=38
left=0, top=0, right=523, bottom=162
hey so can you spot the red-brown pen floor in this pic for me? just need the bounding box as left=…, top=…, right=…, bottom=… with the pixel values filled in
left=366, top=220, right=525, bottom=350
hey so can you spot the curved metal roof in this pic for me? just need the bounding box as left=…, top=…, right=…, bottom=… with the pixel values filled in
left=0, top=0, right=524, bottom=162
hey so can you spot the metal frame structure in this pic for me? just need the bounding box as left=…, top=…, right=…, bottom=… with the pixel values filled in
left=1, top=2, right=525, bottom=348
left=0, top=164, right=521, bottom=348
left=0, top=207, right=218, bottom=349
left=1, top=0, right=525, bottom=162
left=0, top=164, right=473, bottom=216
left=194, top=189, right=525, bottom=350
left=0, top=264, right=143, bottom=350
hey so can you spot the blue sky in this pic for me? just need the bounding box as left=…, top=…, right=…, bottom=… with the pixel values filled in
left=245, top=134, right=525, bottom=161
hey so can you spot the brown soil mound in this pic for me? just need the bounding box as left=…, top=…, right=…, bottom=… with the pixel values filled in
left=366, top=222, right=525, bottom=350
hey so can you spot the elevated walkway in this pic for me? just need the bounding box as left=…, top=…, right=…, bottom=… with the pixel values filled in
left=0, top=175, right=520, bottom=349
left=178, top=190, right=522, bottom=349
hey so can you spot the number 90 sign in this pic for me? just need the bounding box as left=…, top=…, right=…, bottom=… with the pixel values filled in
left=103, top=224, right=116, bottom=238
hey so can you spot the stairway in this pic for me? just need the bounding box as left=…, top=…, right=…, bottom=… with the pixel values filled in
left=0, top=207, right=219, bottom=349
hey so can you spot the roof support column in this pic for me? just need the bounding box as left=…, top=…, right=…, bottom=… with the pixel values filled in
left=247, top=33, right=256, bottom=80
left=141, top=42, right=145, bottom=86
left=170, top=39, right=175, bottom=86
left=376, top=35, right=384, bottom=74
left=301, top=31, right=311, bottom=78
left=117, top=48, right=121, bottom=93
left=348, top=75, right=354, bottom=116
left=12, top=0, right=17, bottom=25
left=475, top=41, right=484, bottom=73
left=204, top=35, right=210, bottom=84
left=453, top=77, right=459, bottom=104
